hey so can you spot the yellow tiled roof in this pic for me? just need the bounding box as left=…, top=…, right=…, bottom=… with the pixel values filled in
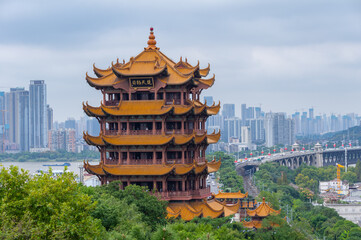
left=86, top=30, right=214, bottom=88
left=112, top=60, right=167, bottom=77
left=167, top=199, right=239, bottom=221
left=84, top=160, right=221, bottom=177
left=167, top=202, right=202, bottom=221
left=93, top=64, right=113, bottom=77
left=242, top=220, right=263, bottom=229
left=214, top=191, right=248, bottom=199
left=83, top=131, right=220, bottom=147
left=247, top=197, right=281, bottom=217
left=83, top=100, right=221, bottom=117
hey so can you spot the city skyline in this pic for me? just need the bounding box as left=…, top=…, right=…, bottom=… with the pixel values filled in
left=0, top=1, right=360, bottom=121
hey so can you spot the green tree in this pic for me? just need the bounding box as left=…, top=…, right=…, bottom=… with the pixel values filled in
left=0, top=165, right=105, bottom=239
left=342, top=171, right=357, bottom=184
left=355, top=160, right=361, bottom=181
left=101, top=181, right=168, bottom=230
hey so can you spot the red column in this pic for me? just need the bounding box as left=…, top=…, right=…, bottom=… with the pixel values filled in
left=152, top=119, right=156, bottom=134
left=162, top=149, right=165, bottom=164
left=162, top=118, right=165, bottom=134
left=118, top=150, right=121, bottom=165
left=181, top=90, right=184, bottom=105
left=182, top=178, right=186, bottom=191
left=126, top=120, right=130, bottom=134
left=195, top=176, right=199, bottom=190
left=181, top=119, right=184, bottom=134
left=153, top=149, right=156, bottom=164
left=181, top=149, right=185, bottom=164
left=127, top=149, right=130, bottom=165
left=163, top=178, right=167, bottom=191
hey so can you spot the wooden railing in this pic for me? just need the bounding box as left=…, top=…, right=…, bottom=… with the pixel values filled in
left=103, top=129, right=206, bottom=136
left=152, top=187, right=210, bottom=199
left=104, top=100, right=119, bottom=106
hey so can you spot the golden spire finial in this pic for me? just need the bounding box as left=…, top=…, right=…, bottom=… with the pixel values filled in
left=147, top=27, right=157, bottom=49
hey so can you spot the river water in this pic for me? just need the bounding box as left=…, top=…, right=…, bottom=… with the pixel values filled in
left=0, top=161, right=99, bottom=176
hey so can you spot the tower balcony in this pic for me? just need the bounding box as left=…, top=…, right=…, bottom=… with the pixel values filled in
left=104, top=129, right=206, bottom=135
left=152, top=187, right=211, bottom=201
left=104, top=157, right=205, bottom=165
left=104, top=100, right=119, bottom=106
left=165, top=99, right=181, bottom=105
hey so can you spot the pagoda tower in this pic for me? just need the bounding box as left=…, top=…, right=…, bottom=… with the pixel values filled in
left=242, top=197, right=281, bottom=228
left=83, top=28, right=221, bottom=203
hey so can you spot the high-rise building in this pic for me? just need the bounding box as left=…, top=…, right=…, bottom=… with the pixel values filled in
left=65, top=118, right=76, bottom=129
left=241, top=126, right=252, bottom=148
left=255, top=107, right=261, bottom=119
left=203, top=96, right=213, bottom=105
left=48, top=128, right=76, bottom=152
left=0, top=92, right=7, bottom=152
left=309, top=108, right=314, bottom=119
left=6, top=88, right=30, bottom=151
left=264, top=112, right=294, bottom=147
left=47, top=105, right=53, bottom=131
left=29, top=80, right=47, bottom=149
left=223, top=117, right=241, bottom=142
left=222, top=103, right=235, bottom=119
left=246, top=119, right=265, bottom=143
left=241, top=104, right=247, bottom=124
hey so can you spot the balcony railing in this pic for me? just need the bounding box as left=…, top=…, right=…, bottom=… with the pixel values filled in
left=165, top=99, right=181, bottom=105
left=128, top=130, right=162, bottom=135
left=103, top=129, right=206, bottom=136
left=104, top=130, right=118, bottom=135
left=104, top=100, right=119, bottom=106
left=152, top=187, right=210, bottom=200
left=104, top=158, right=201, bottom=165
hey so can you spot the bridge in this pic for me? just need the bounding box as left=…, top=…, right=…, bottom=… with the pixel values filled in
left=236, top=145, right=361, bottom=174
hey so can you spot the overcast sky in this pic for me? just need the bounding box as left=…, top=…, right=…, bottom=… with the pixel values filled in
left=0, top=0, right=360, bottom=121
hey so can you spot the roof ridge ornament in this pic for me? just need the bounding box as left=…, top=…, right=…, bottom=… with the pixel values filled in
left=146, top=27, right=158, bottom=50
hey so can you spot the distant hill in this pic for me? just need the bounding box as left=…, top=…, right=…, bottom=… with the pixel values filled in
left=321, top=126, right=361, bottom=143
left=297, top=126, right=361, bottom=144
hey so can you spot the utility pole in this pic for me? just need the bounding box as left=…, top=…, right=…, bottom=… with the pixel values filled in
left=78, top=163, right=84, bottom=184
left=345, top=147, right=348, bottom=172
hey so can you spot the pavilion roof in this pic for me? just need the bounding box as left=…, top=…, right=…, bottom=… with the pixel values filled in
left=83, top=160, right=221, bottom=177
left=86, top=28, right=214, bottom=89
left=83, top=100, right=220, bottom=117
left=242, top=220, right=263, bottom=229
left=214, top=191, right=248, bottom=199
left=83, top=131, right=221, bottom=147
left=167, top=199, right=239, bottom=221
left=246, top=197, right=280, bottom=217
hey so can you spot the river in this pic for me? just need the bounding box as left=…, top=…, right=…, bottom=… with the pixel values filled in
left=0, top=161, right=99, bottom=176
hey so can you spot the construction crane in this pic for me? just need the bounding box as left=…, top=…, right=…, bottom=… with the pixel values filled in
left=337, top=164, right=345, bottom=194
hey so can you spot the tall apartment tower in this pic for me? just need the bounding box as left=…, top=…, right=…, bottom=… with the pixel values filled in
left=222, top=104, right=235, bottom=119
left=47, top=104, right=53, bottom=131
left=29, top=80, right=48, bottom=149
left=6, top=88, right=30, bottom=151
left=264, top=112, right=295, bottom=147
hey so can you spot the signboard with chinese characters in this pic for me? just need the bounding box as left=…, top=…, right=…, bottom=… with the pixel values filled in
left=130, top=77, right=154, bottom=89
